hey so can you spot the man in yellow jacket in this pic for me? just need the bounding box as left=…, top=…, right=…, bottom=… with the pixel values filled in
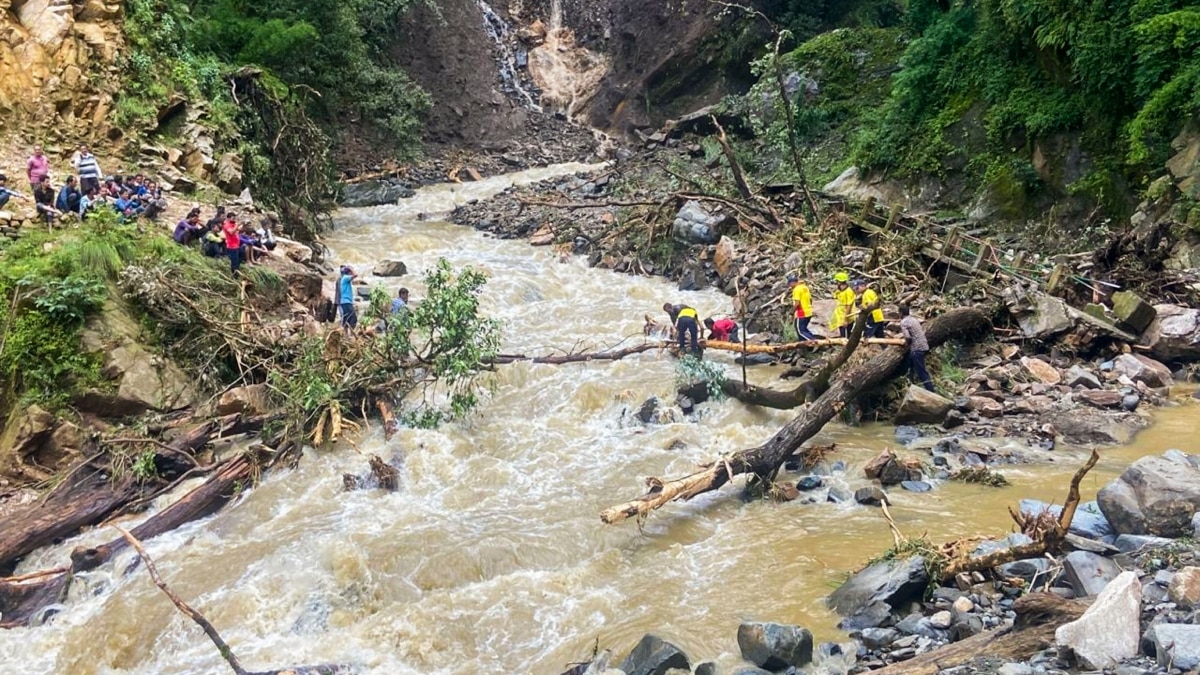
left=829, top=271, right=856, bottom=338
left=787, top=274, right=816, bottom=340
left=852, top=279, right=886, bottom=338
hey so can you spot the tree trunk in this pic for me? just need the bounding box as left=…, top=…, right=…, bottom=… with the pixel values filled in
left=601, top=308, right=989, bottom=524
left=867, top=593, right=1084, bottom=675
left=0, top=453, right=260, bottom=628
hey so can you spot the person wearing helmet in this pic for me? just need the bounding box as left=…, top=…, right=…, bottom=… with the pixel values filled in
left=830, top=272, right=856, bottom=338
left=851, top=279, right=886, bottom=338
left=788, top=274, right=816, bottom=341
left=663, top=302, right=701, bottom=355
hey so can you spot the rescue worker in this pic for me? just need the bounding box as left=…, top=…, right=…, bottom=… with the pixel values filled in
left=663, top=302, right=700, bottom=355
left=851, top=279, right=886, bottom=338
left=788, top=274, right=816, bottom=341
left=703, top=317, right=739, bottom=343
left=829, top=272, right=856, bottom=338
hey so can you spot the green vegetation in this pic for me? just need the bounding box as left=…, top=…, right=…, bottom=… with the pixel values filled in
left=741, top=0, right=1200, bottom=223
left=676, top=355, right=727, bottom=401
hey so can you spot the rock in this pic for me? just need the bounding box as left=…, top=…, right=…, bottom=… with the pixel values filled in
left=1111, top=353, right=1173, bottom=388
left=214, top=152, right=243, bottom=194
left=1113, top=534, right=1174, bottom=553
left=952, top=596, right=974, bottom=614
left=854, top=486, right=886, bottom=507
left=894, top=426, right=921, bottom=445
left=942, top=409, right=966, bottom=428
left=618, top=634, right=690, bottom=675
left=1152, top=624, right=1200, bottom=671
left=1121, top=393, right=1140, bottom=411
left=672, top=201, right=725, bottom=245
left=1077, top=389, right=1123, bottom=408
left=372, top=260, right=408, bottom=277
left=1021, top=356, right=1061, bottom=384
left=1194, top=511, right=1200, bottom=539
left=216, top=384, right=272, bottom=416
left=969, top=396, right=1003, bottom=418
left=828, top=556, right=929, bottom=617
left=997, top=663, right=1033, bottom=675
left=713, top=236, right=736, bottom=278
left=339, top=179, right=415, bottom=207
left=1064, top=365, right=1102, bottom=389
left=796, top=476, right=823, bottom=491
left=928, top=611, right=952, bottom=629
left=1055, top=571, right=1141, bottom=670
left=1141, top=304, right=1200, bottom=361
left=1020, top=499, right=1113, bottom=540
left=1063, top=550, right=1122, bottom=597
left=1097, top=454, right=1200, bottom=537
left=1016, top=294, right=1074, bottom=339
left=894, top=386, right=953, bottom=425
left=827, top=487, right=852, bottom=504
left=901, top=480, right=932, bottom=493
left=737, top=622, right=813, bottom=671
left=879, top=458, right=922, bottom=486
left=1166, top=566, right=1200, bottom=609
left=859, top=627, right=899, bottom=649
left=636, top=397, right=660, bottom=425
left=693, top=662, right=717, bottom=675
left=0, top=405, right=56, bottom=474
left=79, top=343, right=197, bottom=416
left=1111, top=291, right=1156, bottom=333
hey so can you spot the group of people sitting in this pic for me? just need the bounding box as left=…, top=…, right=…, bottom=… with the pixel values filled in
left=173, top=205, right=276, bottom=275
left=12, top=144, right=169, bottom=225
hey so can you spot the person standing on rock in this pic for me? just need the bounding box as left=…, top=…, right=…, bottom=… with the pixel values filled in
left=663, top=302, right=700, bottom=355
left=26, top=145, right=49, bottom=192
left=852, top=279, right=886, bottom=338
left=788, top=273, right=816, bottom=340
left=338, top=266, right=359, bottom=336
left=830, top=271, right=856, bottom=338
left=73, top=144, right=103, bottom=195
left=899, top=305, right=936, bottom=393
left=223, top=212, right=243, bottom=276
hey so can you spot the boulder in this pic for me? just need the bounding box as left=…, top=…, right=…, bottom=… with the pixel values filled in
left=1166, top=566, right=1200, bottom=609
left=0, top=405, right=56, bottom=474
left=1016, top=294, right=1074, bottom=339
left=1153, top=624, right=1200, bottom=671
left=1097, top=454, right=1200, bottom=537
left=854, top=486, right=886, bottom=506
left=1054, top=571, right=1141, bottom=669
left=1076, top=389, right=1122, bottom=408
left=894, top=386, right=953, bottom=425
left=713, top=236, right=737, bottom=279
left=339, top=179, right=415, bottom=207
left=214, top=152, right=243, bottom=194
left=969, top=396, right=1003, bottom=418
left=1110, top=291, right=1156, bottom=333
left=1113, top=534, right=1174, bottom=553
left=1111, top=353, right=1173, bottom=388
left=1021, top=356, right=1061, bottom=385
left=1141, top=304, right=1200, bottom=361
left=216, top=384, right=272, bottom=416
left=372, top=260, right=408, bottom=277
left=828, top=556, right=929, bottom=617
left=78, top=343, right=198, bottom=416
left=737, top=622, right=813, bottom=671
left=672, top=200, right=725, bottom=245
left=618, top=634, right=689, bottom=675
left=1064, top=365, right=1101, bottom=389
left=1020, top=500, right=1113, bottom=540
left=1063, top=550, right=1122, bottom=597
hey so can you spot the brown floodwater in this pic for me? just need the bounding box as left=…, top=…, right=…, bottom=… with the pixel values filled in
left=3, top=165, right=1197, bottom=674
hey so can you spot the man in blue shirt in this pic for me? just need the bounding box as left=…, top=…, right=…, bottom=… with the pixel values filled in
left=0, top=173, right=27, bottom=209
left=337, top=266, right=358, bottom=336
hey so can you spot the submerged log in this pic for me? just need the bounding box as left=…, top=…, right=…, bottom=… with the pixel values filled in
left=0, top=413, right=264, bottom=575
left=0, top=453, right=260, bottom=628
left=600, top=308, right=989, bottom=524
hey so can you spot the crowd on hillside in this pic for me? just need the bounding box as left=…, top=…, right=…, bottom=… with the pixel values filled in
left=1, top=144, right=171, bottom=225
left=0, top=144, right=279, bottom=277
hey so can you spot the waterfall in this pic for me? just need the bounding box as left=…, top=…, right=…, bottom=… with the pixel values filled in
left=475, top=0, right=542, bottom=111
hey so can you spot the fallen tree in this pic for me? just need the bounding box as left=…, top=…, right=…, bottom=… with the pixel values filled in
left=600, top=307, right=990, bottom=524
left=487, top=335, right=904, bottom=366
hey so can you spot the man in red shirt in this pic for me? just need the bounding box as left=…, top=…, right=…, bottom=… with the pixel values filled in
left=222, top=213, right=242, bottom=275
left=704, top=317, right=739, bottom=342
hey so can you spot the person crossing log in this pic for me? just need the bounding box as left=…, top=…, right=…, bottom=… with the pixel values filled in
left=600, top=307, right=990, bottom=524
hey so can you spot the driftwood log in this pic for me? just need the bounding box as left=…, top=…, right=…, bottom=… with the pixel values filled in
left=0, top=413, right=264, bottom=575
left=0, top=450, right=265, bottom=628
left=601, top=308, right=990, bottom=524
left=867, top=593, right=1085, bottom=675
left=487, top=336, right=905, bottom=366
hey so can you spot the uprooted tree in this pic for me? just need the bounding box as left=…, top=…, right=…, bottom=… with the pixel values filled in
left=601, top=307, right=991, bottom=524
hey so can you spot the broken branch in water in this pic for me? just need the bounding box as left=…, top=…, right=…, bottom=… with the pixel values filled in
left=601, top=308, right=991, bottom=524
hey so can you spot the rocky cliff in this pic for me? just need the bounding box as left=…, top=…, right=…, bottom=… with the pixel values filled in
left=0, top=0, right=124, bottom=140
